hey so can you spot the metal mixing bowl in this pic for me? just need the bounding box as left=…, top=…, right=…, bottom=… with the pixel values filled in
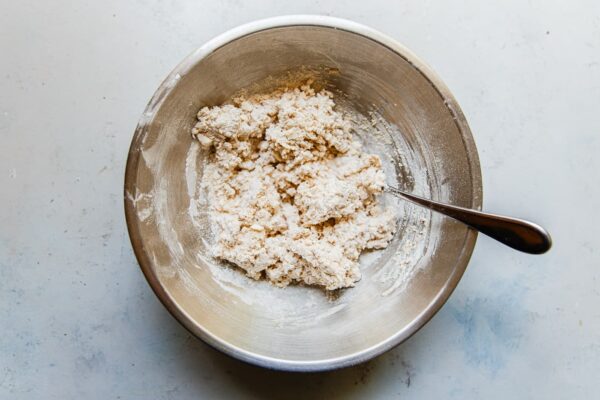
left=124, top=15, right=482, bottom=371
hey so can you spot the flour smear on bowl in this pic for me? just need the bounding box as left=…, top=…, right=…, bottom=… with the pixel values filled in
left=190, top=82, right=402, bottom=290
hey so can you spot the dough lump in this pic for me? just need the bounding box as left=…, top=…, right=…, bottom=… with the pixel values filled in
left=192, top=82, right=396, bottom=290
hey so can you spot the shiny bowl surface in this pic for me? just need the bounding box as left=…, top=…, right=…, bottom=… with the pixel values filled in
left=124, top=15, right=482, bottom=371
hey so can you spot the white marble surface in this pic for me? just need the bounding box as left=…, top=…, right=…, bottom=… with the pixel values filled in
left=1, top=1, right=599, bottom=398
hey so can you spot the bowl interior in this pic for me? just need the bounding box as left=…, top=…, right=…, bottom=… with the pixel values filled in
left=125, top=23, right=481, bottom=370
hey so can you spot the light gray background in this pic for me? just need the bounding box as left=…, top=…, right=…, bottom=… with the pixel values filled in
left=1, top=1, right=598, bottom=398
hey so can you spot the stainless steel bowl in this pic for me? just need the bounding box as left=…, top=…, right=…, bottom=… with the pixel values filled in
left=124, top=15, right=482, bottom=371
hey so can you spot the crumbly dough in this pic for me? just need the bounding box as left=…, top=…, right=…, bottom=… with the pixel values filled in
left=192, top=82, right=396, bottom=290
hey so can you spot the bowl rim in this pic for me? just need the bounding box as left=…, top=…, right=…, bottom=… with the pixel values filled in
left=124, top=14, right=483, bottom=372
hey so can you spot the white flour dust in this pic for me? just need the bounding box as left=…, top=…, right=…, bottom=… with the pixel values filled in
left=190, top=82, right=397, bottom=290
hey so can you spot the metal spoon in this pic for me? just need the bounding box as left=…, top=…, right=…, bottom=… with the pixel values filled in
left=385, top=186, right=552, bottom=254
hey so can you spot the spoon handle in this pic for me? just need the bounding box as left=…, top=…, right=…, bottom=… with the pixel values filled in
left=386, top=187, right=552, bottom=254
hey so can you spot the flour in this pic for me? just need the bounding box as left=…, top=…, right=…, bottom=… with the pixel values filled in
left=191, top=82, right=397, bottom=290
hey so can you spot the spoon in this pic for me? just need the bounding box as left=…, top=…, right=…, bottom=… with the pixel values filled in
left=385, top=186, right=552, bottom=254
